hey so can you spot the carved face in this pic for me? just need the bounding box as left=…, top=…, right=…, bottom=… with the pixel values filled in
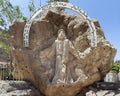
left=58, top=29, right=66, bottom=40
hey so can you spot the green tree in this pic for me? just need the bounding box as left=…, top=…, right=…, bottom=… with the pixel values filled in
left=0, top=0, right=36, bottom=60
left=28, top=0, right=36, bottom=16
left=0, top=0, right=27, bottom=29
left=112, top=60, right=120, bottom=72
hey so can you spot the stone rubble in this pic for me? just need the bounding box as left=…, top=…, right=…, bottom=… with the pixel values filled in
left=0, top=81, right=40, bottom=96
left=86, top=90, right=120, bottom=96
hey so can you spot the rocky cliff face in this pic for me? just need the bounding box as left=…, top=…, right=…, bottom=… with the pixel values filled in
left=9, top=10, right=116, bottom=96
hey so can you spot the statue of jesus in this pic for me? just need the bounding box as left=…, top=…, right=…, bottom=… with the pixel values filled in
left=47, top=29, right=91, bottom=84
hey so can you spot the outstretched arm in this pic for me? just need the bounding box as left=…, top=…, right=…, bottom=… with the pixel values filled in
left=79, top=47, right=92, bottom=59
left=69, top=41, right=92, bottom=59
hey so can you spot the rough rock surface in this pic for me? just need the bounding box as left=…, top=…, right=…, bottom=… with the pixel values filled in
left=0, top=81, right=40, bottom=96
left=104, top=70, right=118, bottom=82
left=9, top=10, right=116, bottom=96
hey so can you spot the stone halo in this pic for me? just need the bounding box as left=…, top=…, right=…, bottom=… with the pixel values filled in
left=23, top=2, right=97, bottom=47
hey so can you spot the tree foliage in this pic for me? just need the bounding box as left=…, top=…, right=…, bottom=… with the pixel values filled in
left=0, top=0, right=28, bottom=29
left=28, top=0, right=36, bottom=16
left=112, top=60, right=120, bottom=72
left=0, top=0, right=36, bottom=55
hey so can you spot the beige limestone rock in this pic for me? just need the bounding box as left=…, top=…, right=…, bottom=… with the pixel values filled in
left=104, top=70, right=118, bottom=82
left=9, top=10, right=116, bottom=96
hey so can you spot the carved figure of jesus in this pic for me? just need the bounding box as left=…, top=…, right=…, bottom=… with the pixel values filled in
left=52, top=29, right=75, bottom=84
left=47, top=29, right=91, bottom=84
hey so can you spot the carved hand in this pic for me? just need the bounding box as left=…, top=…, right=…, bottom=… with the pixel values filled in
left=79, top=47, right=92, bottom=59
left=62, top=60, right=68, bottom=65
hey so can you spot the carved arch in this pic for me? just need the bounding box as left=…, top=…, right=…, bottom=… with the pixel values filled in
left=23, top=2, right=97, bottom=47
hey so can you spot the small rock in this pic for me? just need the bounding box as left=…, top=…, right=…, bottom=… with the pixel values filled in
left=0, top=81, right=40, bottom=96
left=96, top=90, right=109, bottom=96
left=86, top=90, right=96, bottom=96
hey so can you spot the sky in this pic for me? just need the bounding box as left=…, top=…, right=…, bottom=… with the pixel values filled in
left=10, top=0, right=120, bottom=61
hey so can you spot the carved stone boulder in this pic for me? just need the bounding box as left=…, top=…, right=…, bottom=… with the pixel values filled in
left=9, top=10, right=116, bottom=96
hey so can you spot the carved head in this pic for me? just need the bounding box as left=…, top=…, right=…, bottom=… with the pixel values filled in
left=57, top=29, right=66, bottom=40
